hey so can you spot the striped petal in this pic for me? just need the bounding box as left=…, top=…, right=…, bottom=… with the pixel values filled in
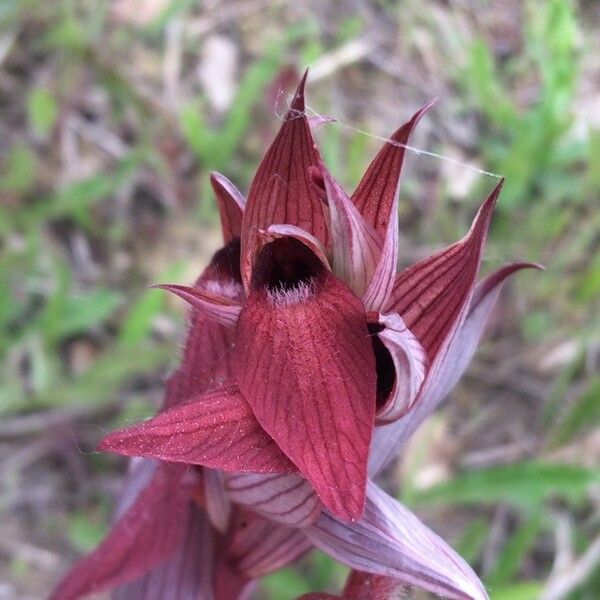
left=162, top=239, right=241, bottom=410
left=369, top=262, right=541, bottom=475
left=228, top=512, right=313, bottom=578
left=240, top=71, right=327, bottom=289
left=225, top=472, right=322, bottom=527
left=386, top=181, right=502, bottom=361
left=352, top=101, right=436, bottom=311
left=306, top=481, right=488, bottom=600
left=99, top=384, right=295, bottom=474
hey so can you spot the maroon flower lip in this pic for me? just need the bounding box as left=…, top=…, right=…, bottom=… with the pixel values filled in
left=51, top=70, right=541, bottom=600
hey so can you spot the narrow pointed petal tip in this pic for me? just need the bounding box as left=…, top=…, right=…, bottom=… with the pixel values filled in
left=290, top=69, right=309, bottom=113
left=471, top=261, right=543, bottom=309
left=152, top=283, right=242, bottom=327
left=240, top=66, right=326, bottom=288
left=350, top=100, right=437, bottom=311
left=210, top=171, right=246, bottom=243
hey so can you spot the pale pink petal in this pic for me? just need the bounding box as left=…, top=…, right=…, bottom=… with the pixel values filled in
left=211, top=171, right=246, bottom=243
left=306, top=482, right=488, bottom=600
left=373, top=312, right=428, bottom=424
left=204, top=469, right=232, bottom=533
left=225, top=472, right=322, bottom=527
left=316, top=163, right=382, bottom=296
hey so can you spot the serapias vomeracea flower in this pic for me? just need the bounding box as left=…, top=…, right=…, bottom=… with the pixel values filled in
left=52, top=70, right=540, bottom=600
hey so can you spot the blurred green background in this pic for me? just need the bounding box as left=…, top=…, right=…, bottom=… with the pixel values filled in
left=1, top=0, right=599, bottom=598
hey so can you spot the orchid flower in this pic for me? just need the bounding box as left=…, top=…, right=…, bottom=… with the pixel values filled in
left=52, top=71, right=540, bottom=600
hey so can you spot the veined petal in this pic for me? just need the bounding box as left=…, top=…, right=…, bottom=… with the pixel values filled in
left=154, top=283, right=243, bottom=328
left=352, top=102, right=436, bottom=311
left=50, top=465, right=190, bottom=600
left=99, top=384, right=295, bottom=474
left=225, top=472, right=322, bottom=527
left=372, top=312, right=427, bottom=423
left=316, top=163, right=382, bottom=296
left=263, top=223, right=331, bottom=271
left=241, top=71, right=327, bottom=290
left=113, top=501, right=215, bottom=600
left=386, top=181, right=502, bottom=361
left=369, top=262, right=540, bottom=475
left=211, top=171, right=246, bottom=243
left=234, top=273, right=376, bottom=521
left=306, top=481, right=488, bottom=600
left=228, top=512, right=313, bottom=577
left=351, top=101, right=436, bottom=234
left=204, top=469, right=232, bottom=533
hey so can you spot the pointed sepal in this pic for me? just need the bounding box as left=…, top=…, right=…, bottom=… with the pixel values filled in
left=99, top=385, right=295, bottom=474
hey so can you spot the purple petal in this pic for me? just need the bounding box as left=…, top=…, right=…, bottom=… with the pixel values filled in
left=225, top=472, right=322, bottom=527
left=306, top=482, right=488, bottom=600
left=211, top=171, right=246, bottom=244
left=113, top=502, right=215, bottom=600
left=373, top=312, right=427, bottom=423
left=228, top=513, right=313, bottom=578
left=154, top=283, right=243, bottom=328
left=369, top=262, right=541, bottom=475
